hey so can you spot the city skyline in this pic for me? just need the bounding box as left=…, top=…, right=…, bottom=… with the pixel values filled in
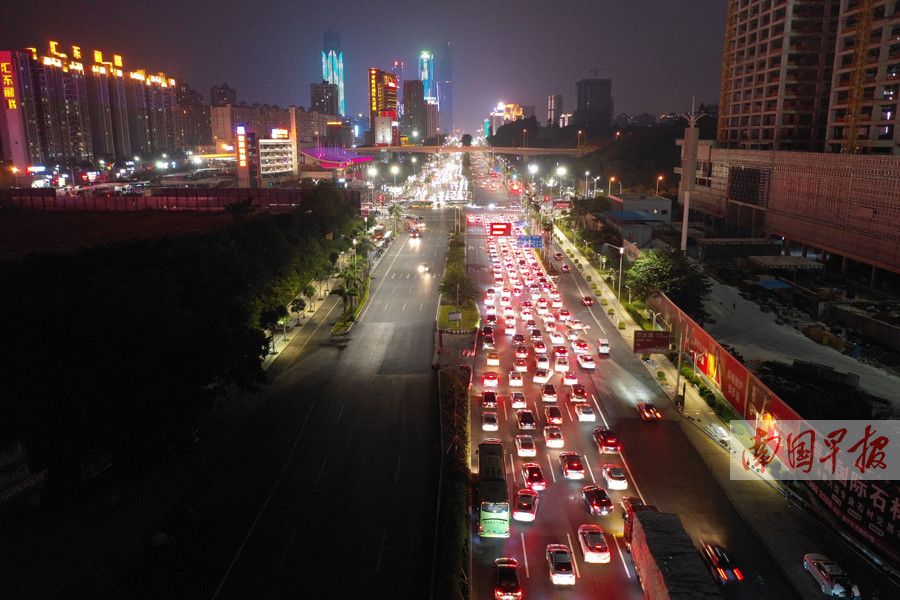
left=1, top=0, right=725, bottom=133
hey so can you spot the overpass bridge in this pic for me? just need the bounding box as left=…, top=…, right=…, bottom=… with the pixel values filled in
left=352, top=145, right=588, bottom=157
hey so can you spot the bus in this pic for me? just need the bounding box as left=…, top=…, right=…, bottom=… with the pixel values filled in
left=478, top=439, right=510, bottom=538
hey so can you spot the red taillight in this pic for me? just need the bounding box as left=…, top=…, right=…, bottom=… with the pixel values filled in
left=734, top=568, right=744, bottom=581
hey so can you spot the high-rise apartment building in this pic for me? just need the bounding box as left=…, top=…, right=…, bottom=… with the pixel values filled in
left=547, top=94, right=563, bottom=127
left=419, top=50, right=435, bottom=104
left=402, top=79, right=426, bottom=140
left=425, top=101, right=438, bottom=139
left=368, top=67, right=398, bottom=130
left=175, top=82, right=211, bottom=149
left=392, top=59, right=406, bottom=105
left=717, top=0, right=841, bottom=151
left=310, top=80, right=339, bottom=116
left=0, top=50, right=44, bottom=166
left=522, top=105, right=535, bottom=119
left=825, top=0, right=900, bottom=154
left=574, top=78, right=613, bottom=128
left=322, top=29, right=345, bottom=116
left=210, top=83, right=237, bottom=107
left=436, top=41, right=453, bottom=133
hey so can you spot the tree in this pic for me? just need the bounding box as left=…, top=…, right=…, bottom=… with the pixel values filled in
left=330, top=283, right=358, bottom=316
left=300, top=283, right=316, bottom=310
left=440, top=268, right=478, bottom=308
left=461, top=134, right=472, bottom=147
left=388, top=203, right=404, bottom=234
left=290, top=298, right=306, bottom=325
left=625, top=248, right=711, bottom=322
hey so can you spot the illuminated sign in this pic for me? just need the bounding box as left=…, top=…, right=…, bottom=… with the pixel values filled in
left=489, top=222, right=512, bottom=236
left=236, top=126, right=247, bottom=168
left=270, top=128, right=289, bottom=139
left=1, top=58, right=18, bottom=110
left=369, top=68, right=377, bottom=112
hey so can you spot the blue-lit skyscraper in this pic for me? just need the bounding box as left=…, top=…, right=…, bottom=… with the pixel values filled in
left=322, top=29, right=345, bottom=116
left=418, top=50, right=435, bottom=104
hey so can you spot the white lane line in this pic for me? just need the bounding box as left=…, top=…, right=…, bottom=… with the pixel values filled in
left=547, top=453, right=557, bottom=482
left=375, top=528, right=388, bottom=572
left=358, top=237, right=409, bottom=322
left=502, top=399, right=508, bottom=422
left=509, top=454, right=516, bottom=482
left=210, top=402, right=316, bottom=600
left=275, top=527, right=297, bottom=572
left=592, top=394, right=610, bottom=428
left=394, top=455, right=402, bottom=484
left=406, top=273, right=411, bottom=279
left=564, top=402, right=574, bottom=421
left=521, top=532, right=530, bottom=578
left=401, top=302, right=407, bottom=311
left=391, top=273, right=396, bottom=279
left=313, top=458, right=327, bottom=486
left=585, top=459, right=596, bottom=484
left=419, top=302, right=424, bottom=311
left=566, top=532, right=581, bottom=579
left=383, top=303, right=389, bottom=312
left=618, top=451, right=646, bottom=504
left=613, top=536, right=633, bottom=578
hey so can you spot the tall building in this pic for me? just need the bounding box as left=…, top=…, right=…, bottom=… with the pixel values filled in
left=547, top=94, right=563, bottom=127
left=392, top=58, right=406, bottom=104
left=425, top=101, right=438, bottom=139
left=825, top=0, right=900, bottom=154
left=402, top=79, right=426, bottom=140
left=419, top=50, right=435, bottom=104
left=522, top=105, right=535, bottom=119
left=88, top=51, right=130, bottom=160
left=574, top=78, right=613, bottom=128
left=488, top=102, right=525, bottom=133
left=0, top=50, right=44, bottom=167
left=367, top=67, right=398, bottom=131
left=310, top=80, right=339, bottom=116
left=175, top=82, right=211, bottom=149
left=717, top=0, right=841, bottom=151
left=210, top=83, right=237, bottom=107
left=123, top=71, right=151, bottom=156
left=436, top=41, right=453, bottom=133
left=322, top=29, right=345, bottom=116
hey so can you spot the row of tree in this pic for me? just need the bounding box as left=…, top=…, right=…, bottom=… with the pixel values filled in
left=0, top=183, right=360, bottom=479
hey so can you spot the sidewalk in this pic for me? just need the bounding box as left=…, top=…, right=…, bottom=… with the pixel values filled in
left=551, top=226, right=897, bottom=599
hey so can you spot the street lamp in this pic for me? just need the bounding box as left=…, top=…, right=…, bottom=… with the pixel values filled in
left=609, top=176, right=622, bottom=195
left=522, top=129, right=528, bottom=148
left=656, top=175, right=664, bottom=196
left=584, top=171, right=590, bottom=198
left=390, top=164, right=400, bottom=186
left=576, top=130, right=584, bottom=147
left=10, top=166, right=20, bottom=187
left=591, top=175, right=601, bottom=197
left=555, top=165, right=567, bottom=200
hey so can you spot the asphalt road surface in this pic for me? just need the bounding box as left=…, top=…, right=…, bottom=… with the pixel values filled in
left=120, top=208, right=453, bottom=599
left=466, top=158, right=797, bottom=600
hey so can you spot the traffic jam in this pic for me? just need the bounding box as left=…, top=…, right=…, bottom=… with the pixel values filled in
left=469, top=213, right=654, bottom=599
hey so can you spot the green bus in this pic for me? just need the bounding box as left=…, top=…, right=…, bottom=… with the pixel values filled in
left=478, top=439, right=510, bottom=538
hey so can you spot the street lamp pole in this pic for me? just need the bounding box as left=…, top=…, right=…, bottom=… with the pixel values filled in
left=584, top=171, right=590, bottom=198
left=656, top=175, right=664, bottom=196
left=618, top=246, right=624, bottom=307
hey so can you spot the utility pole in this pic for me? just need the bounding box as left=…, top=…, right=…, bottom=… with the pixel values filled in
left=679, top=96, right=706, bottom=254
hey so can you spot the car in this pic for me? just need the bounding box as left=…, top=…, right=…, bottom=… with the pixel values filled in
left=544, top=425, right=564, bottom=448
left=483, top=371, right=499, bottom=388
left=576, top=354, right=596, bottom=370
left=637, top=402, right=662, bottom=421
left=492, top=558, right=523, bottom=600
left=560, top=264, right=571, bottom=273
left=483, top=335, right=496, bottom=350
left=569, top=319, right=587, bottom=331
left=582, top=484, right=614, bottom=515
left=533, top=368, right=552, bottom=385
left=620, top=496, right=645, bottom=519
left=514, top=358, right=529, bottom=373
left=572, top=339, right=590, bottom=354
left=541, top=384, right=557, bottom=402
left=803, top=554, right=852, bottom=597
left=554, top=357, right=570, bottom=373
left=554, top=252, right=564, bottom=260
left=515, top=434, right=537, bottom=457
left=529, top=329, right=543, bottom=342
left=481, top=391, right=498, bottom=410
left=525, top=318, right=537, bottom=329
left=485, top=305, right=497, bottom=317
left=545, top=406, right=563, bottom=425
left=513, top=488, right=539, bottom=522
left=486, top=351, right=501, bottom=366
left=557, top=309, right=571, bottom=321
left=517, top=409, right=537, bottom=431
left=548, top=330, right=565, bottom=345
left=536, top=304, right=549, bottom=315
left=522, top=463, right=547, bottom=491
left=581, top=296, right=594, bottom=306
left=510, top=392, right=527, bottom=409
left=597, top=339, right=610, bottom=355
left=419, top=263, right=430, bottom=273
left=481, top=325, right=495, bottom=337
left=482, top=412, right=499, bottom=431
left=500, top=296, right=512, bottom=307
left=569, top=384, right=588, bottom=403
left=504, top=317, right=516, bottom=332
left=701, top=543, right=744, bottom=586
left=508, top=371, right=524, bottom=387
left=602, top=464, right=628, bottom=490
left=533, top=341, right=547, bottom=354
left=559, top=452, right=585, bottom=479
left=535, top=354, right=550, bottom=370
left=578, top=524, right=611, bottom=563
left=541, top=314, right=557, bottom=328
left=550, top=298, right=564, bottom=308
left=575, top=404, right=596, bottom=422
left=553, top=345, right=569, bottom=358
left=593, top=428, right=621, bottom=453
left=514, top=344, right=528, bottom=359
left=546, top=545, right=576, bottom=586
left=562, top=372, right=579, bottom=386
left=512, top=333, right=526, bottom=345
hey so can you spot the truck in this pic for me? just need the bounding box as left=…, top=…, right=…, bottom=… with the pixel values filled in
left=630, top=511, right=723, bottom=600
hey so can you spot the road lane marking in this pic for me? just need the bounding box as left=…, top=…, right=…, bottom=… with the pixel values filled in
left=547, top=453, right=557, bottom=482
left=618, top=452, right=646, bottom=504
left=566, top=532, right=581, bottom=578
left=275, top=527, right=297, bottom=572
left=613, top=536, right=632, bottom=578
left=502, top=399, right=508, bottom=422
left=394, top=455, right=402, bottom=484
left=509, top=454, right=516, bottom=482
left=419, top=302, right=424, bottom=311
left=564, top=402, right=574, bottom=421
left=401, top=302, right=407, bottom=311
left=591, top=394, right=610, bottom=428
left=383, top=303, right=389, bottom=312
left=314, top=458, right=327, bottom=486
left=585, top=459, right=596, bottom=483
left=210, top=402, right=316, bottom=600
left=520, top=532, right=530, bottom=578
left=375, top=528, right=388, bottom=571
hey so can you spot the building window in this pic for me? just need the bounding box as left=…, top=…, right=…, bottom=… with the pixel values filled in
left=883, top=84, right=899, bottom=100
left=877, top=124, right=894, bottom=139
left=881, top=104, right=897, bottom=121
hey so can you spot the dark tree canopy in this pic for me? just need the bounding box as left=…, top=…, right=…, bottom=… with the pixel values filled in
left=625, top=248, right=711, bottom=323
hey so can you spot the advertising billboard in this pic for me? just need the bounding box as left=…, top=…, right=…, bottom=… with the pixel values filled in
left=632, top=330, right=671, bottom=354
left=489, top=222, right=511, bottom=236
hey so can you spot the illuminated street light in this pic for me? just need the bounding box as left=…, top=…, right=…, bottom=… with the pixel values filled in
left=584, top=170, right=590, bottom=197
left=656, top=175, right=664, bottom=196
left=390, top=164, right=400, bottom=186
left=367, top=166, right=378, bottom=178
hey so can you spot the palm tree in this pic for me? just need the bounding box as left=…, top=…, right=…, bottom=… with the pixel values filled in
left=388, top=203, right=403, bottom=234
left=330, top=284, right=358, bottom=316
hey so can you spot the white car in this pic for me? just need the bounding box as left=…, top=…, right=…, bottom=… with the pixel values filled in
left=541, top=314, right=557, bottom=328
left=578, top=524, right=611, bottom=564
left=544, top=425, right=564, bottom=448
left=575, top=404, right=596, bottom=422
left=554, top=357, right=570, bottom=373
left=535, top=354, right=550, bottom=370
left=509, top=371, right=524, bottom=387
left=569, top=319, right=586, bottom=330
left=577, top=354, right=596, bottom=370
left=500, top=296, right=512, bottom=308
left=533, top=368, right=552, bottom=385
left=551, top=298, right=563, bottom=308
left=484, top=294, right=495, bottom=306
left=536, top=305, right=549, bottom=315
left=514, top=358, right=529, bottom=373
left=513, top=488, right=539, bottom=522
left=511, top=392, right=527, bottom=409
left=515, top=434, right=537, bottom=457
left=503, top=306, right=516, bottom=318
left=486, top=352, right=500, bottom=366
left=546, top=545, right=576, bottom=586
left=562, top=372, right=579, bottom=386
left=602, top=464, right=628, bottom=490
left=548, top=330, right=565, bottom=345
left=598, top=339, right=610, bottom=355
left=504, top=318, right=516, bottom=333
left=482, top=412, right=499, bottom=432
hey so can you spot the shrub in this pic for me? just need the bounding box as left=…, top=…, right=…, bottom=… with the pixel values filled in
left=657, top=370, right=666, bottom=381
left=607, top=308, right=615, bottom=315
left=585, top=276, right=592, bottom=282
left=600, top=298, right=608, bottom=306
left=618, top=322, right=626, bottom=329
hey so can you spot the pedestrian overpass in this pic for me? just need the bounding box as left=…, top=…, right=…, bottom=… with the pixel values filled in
left=352, top=145, right=588, bottom=157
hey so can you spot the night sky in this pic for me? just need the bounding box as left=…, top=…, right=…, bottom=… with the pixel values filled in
left=2, top=0, right=725, bottom=131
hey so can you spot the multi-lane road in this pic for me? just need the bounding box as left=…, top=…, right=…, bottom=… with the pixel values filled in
left=466, top=161, right=797, bottom=600
left=120, top=205, right=453, bottom=598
